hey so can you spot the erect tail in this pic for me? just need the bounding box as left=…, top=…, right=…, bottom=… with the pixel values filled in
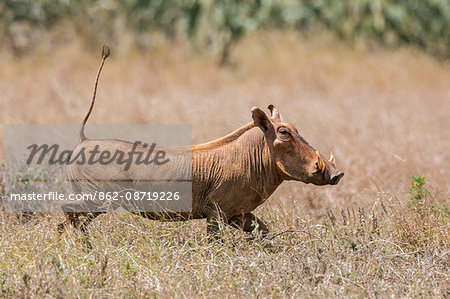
left=79, top=45, right=111, bottom=143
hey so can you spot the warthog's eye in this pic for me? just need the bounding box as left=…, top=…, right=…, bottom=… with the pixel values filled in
left=277, top=127, right=290, bottom=140
left=278, top=128, right=289, bottom=135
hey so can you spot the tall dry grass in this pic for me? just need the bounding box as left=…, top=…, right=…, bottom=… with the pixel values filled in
left=0, top=32, right=449, bottom=297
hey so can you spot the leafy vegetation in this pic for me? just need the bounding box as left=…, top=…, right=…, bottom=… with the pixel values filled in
left=409, top=174, right=428, bottom=211
left=1, top=0, right=450, bottom=61
left=409, top=175, right=449, bottom=217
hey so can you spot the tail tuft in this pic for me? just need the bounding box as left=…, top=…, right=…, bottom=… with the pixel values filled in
left=102, top=45, right=111, bottom=59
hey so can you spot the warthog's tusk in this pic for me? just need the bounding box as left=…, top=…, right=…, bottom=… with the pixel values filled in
left=316, top=151, right=325, bottom=174
left=329, top=151, right=335, bottom=164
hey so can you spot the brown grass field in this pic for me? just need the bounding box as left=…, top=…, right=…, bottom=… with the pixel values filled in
left=0, top=32, right=449, bottom=297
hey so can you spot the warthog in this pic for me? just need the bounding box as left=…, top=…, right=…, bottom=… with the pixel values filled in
left=58, top=46, right=344, bottom=243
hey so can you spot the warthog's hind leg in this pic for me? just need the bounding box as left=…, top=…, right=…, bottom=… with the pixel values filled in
left=57, top=209, right=103, bottom=249
left=57, top=211, right=81, bottom=235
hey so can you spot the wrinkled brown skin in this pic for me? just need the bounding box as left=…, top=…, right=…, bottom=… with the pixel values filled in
left=58, top=105, right=344, bottom=244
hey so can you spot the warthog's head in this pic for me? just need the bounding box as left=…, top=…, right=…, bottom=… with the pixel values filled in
left=252, top=105, right=344, bottom=186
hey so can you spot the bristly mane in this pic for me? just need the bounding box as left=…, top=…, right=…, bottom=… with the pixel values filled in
left=193, top=122, right=256, bottom=150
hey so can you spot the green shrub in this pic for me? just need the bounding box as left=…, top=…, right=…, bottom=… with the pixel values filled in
left=1, top=0, right=449, bottom=59
left=409, top=174, right=428, bottom=210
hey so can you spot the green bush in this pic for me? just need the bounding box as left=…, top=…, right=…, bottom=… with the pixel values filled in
left=409, top=175, right=428, bottom=211
left=1, top=0, right=449, bottom=60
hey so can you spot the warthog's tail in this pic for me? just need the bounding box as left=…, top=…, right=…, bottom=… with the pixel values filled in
left=79, top=45, right=111, bottom=143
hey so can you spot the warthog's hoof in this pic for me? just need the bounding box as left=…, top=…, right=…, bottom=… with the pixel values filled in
left=57, top=222, right=66, bottom=235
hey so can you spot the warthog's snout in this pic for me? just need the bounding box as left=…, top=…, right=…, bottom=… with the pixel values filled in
left=330, top=172, right=344, bottom=185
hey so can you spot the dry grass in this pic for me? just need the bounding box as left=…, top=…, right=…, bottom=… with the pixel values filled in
left=0, top=32, right=449, bottom=297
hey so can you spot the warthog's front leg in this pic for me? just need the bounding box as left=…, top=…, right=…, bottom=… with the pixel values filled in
left=203, top=204, right=228, bottom=243
left=228, top=212, right=270, bottom=241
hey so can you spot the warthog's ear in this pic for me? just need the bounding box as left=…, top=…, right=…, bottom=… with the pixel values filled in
left=268, top=104, right=282, bottom=122
left=251, top=106, right=272, bottom=132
